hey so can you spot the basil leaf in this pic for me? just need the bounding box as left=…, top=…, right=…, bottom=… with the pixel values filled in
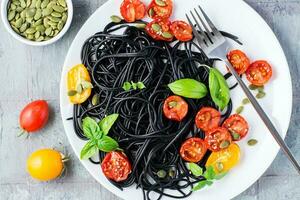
left=82, top=117, right=101, bottom=139
left=168, top=78, right=207, bottom=99
left=137, top=81, right=146, bottom=89
left=80, top=140, right=98, bottom=160
left=97, top=136, right=119, bottom=152
left=214, top=171, right=228, bottom=180
left=209, top=68, right=230, bottom=110
left=206, top=180, right=213, bottom=186
left=192, top=180, right=207, bottom=191
left=203, top=166, right=216, bottom=180
left=99, top=114, right=119, bottom=135
left=122, top=82, right=131, bottom=91
left=188, top=163, right=203, bottom=177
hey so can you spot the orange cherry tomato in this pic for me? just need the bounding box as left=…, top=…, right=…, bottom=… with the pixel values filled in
left=222, top=114, right=249, bottom=141
left=180, top=137, right=207, bottom=163
left=101, top=151, right=132, bottom=182
left=27, top=149, right=64, bottom=181
left=204, top=127, right=232, bottom=152
left=19, top=100, right=49, bottom=132
left=195, top=107, right=221, bottom=132
left=246, top=60, right=273, bottom=86
left=206, top=143, right=240, bottom=173
left=163, top=95, right=188, bottom=121
left=120, top=0, right=146, bottom=22
left=227, top=49, right=250, bottom=75
left=146, top=18, right=173, bottom=41
left=170, top=21, right=193, bottom=42
left=67, top=64, right=92, bottom=104
left=147, top=0, right=173, bottom=19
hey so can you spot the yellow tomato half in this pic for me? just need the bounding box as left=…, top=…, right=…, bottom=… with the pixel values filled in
left=206, top=143, right=240, bottom=173
left=67, top=64, right=92, bottom=104
left=27, top=149, right=64, bottom=181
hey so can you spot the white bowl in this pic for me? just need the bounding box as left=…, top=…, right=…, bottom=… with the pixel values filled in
left=1, top=0, right=73, bottom=46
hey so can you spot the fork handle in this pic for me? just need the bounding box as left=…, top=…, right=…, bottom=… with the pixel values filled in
left=223, top=59, right=300, bottom=174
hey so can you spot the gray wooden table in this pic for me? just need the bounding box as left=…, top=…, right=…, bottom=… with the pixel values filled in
left=0, top=0, right=299, bottom=199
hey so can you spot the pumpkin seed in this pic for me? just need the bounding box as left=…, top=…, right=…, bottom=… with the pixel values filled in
left=11, top=25, right=20, bottom=33
left=148, top=8, right=154, bottom=17
left=157, top=170, right=167, bottom=178
left=61, top=13, right=67, bottom=22
left=15, top=13, right=20, bottom=20
left=247, top=139, right=258, bottom=146
left=235, top=106, right=244, bottom=114
left=81, top=80, right=93, bottom=89
left=45, top=27, right=52, bottom=36
left=162, top=31, right=173, bottom=39
left=19, top=22, right=28, bottom=32
left=20, top=10, right=26, bottom=19
left=47, top=20, right=57, bottom=27
left=10, top=21, right=16, bottom=26
left=135, top=23, right=146, bottom=29
left=68, top=90, right=77, bottom=96
left=216, top=162, right=224, bottom=172
left=16, top=6, right=24, bottom=12
left=35, top=0, right=41, bottom=8
left=25, top=17, right=33, bottom=23
left=40, top=0, right=48, bottom=8
left=26, top=8, right=36, bottom=17
left=51, top=11, right=62, bottom=18
left=231, top=131, right=241, bottom=141
left=12, top=1, right=20, bottom=6
left=8, top=10, right=16, bottom=21
left=15, top=18, right=23, bottom=28
left=52, top=5, right=64, bottom=12
left=42, top=7, right=53, bottom=16
left=49, top=16, right=60, bottom=22
left=57, top=20, right=64, bottom=30
left=155, top=0, right=166, bottom=6
left=242, top=98, right=250, bottom=105
left=256, top=91, right=266, bottom=99
left=34, top=30, right=40, bottom=39
left=54, top=29, right=59, bottom=36
left=20, top=0, right=27, bottom=8
left=44, top=36, right=51, bottom=40
left=43, top=17, right=50, bottom=27
left=58, top=0, right=66, bottom=7
left=25, top=27, right=36, bottom=34
left=220, top=140, right=230, bottom=149
left=257, top=86, right=264, bottom=92
left=34, top=18, right=42, bottom=26
left=30, top=0, right=36, bottom=8
left=34, top=8, right=42, bottom=20
left=27, top=33, right=34, bottom=40
left=151, top=23, right=161, bottom=32
left=26, top=0, right=31, bottom=7
left=76, top=83, right=83, bottom=94
left=36, top=24, right=45, bottom=32
left=36, top=35, right=44, bottom=41
left=11, top=4, right=17, bottom=10
left=47, top=1, right=56, bottom=9
left=91, top=94, right=100, bottom=106
left=248, top=84, right=258, bottom=90
left=110, top=15, right=122, bottom=23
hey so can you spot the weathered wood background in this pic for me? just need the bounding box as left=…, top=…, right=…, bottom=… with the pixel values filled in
left=0, top=0, right=299, bottom=199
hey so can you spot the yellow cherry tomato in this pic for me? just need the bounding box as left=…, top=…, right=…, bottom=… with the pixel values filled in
left=27, top=149, right=64, bottom=181
left=206, top=143, right=240, bottom=173
left=67, top=64, right=92, bottom=104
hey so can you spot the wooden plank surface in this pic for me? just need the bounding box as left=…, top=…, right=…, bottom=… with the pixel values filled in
left=0, top=0, right=300, bottom=199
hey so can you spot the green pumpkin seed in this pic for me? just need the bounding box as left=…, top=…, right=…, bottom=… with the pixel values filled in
left=25, top=17, right=33, bottom=23
left=27, top=33, right=34, bottom=40
left=157, top=170, right=167, bottom=178
left=248, top=84, right=258, bottom=90
left=34, top=18, right=42, bottom=26
left=43, top=17, right=50, bottom=27
left=231, top=131, right=241, bottom=141
left=20, top=0, right=27, bottom=8
left=81, top=81, right=93, bottom=89
left=42, top=7, right=53, bottom=16
left=47, top=20, right=57, bottom=27
left=257, top=86, right=264, bottom=92
left=26, top=8, right=36, bottom=17
left=16, top=6, right=24, bottom=12
left=45, top=27, right=52, bottom=36
left=52, top=5, right=64, bottom=12
left=47, top=1, right=56, bottom=9
left=54, top=29, right=59, bottom=36
left=44, top=36, right=51, bottom=40
left=68, top=90, right=77, bottom=96
left=135, top=23, right=146, bottom=29
left=247, top=139, right=258, bottom=146
left=20, top=10, right=26, bottom=18
left=92, top=94, right=100, bottom=106
left=236, top=106, right=244, bottom=114
left=41, top=0, right=49, bottom=8
left=26, top=0, right=31, bottom=7
left=15, top=18, right=23, bottom=28
left=220, top=140, right=230, bottom=149
left=15, top=13, right=20, bottom=20
left=8, top=10, right=16, bottom=21
left=256, top=91, right=266, bottom=99
left=35, top=24, right=45, bottom=32
left=155, top=0, right=166, bottom=6
left=216, top=162, right=224, bottom=172
left=57, top=20, right=64, bottom=30
left=11, top=4, right=17, bottom=10
left=25, top=27, right=36, bottom=34
left=110, top=15, right=122, bottom=23
left=76, top=83, right=83, bottom=94
left=51, top=11, right=62, bottom=18
left=49, top=16, right=60, bottom=22
left=151, top=23, right=161, bottom=32
left=61, top=13, right=67, bottom=22
left=10, top=21, right=16, bottom=26
left=34, top=30, right=40, bottom=39
left=11, top=25, right=20, bottom=33
left=19, top=22, right=28, bottom=32
left=162, top=31, right=173, bottom=39
left=148, top=8, right=154, bottom=17
left=242, top=98, right=250, bottom=105
left=35, top=0, right=41, bottom=8
left=34, top=8, right=42, bottom=20
left=12, top=1, right=20, bottom=6
left=58, top=0, right=66, bottom=7
left=36, top=35, right=44, bottom=41
left=30, top=0, right=36, bottom=8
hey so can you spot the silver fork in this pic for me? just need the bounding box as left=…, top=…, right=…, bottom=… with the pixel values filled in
left=186, top=5, right=300, bottom=174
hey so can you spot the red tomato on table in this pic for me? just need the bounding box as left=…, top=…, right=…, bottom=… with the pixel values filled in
left=222, top=114, right=249, bottom=141
left=163, top=95, right=188, bottom=121
left=227, top=49, right=250, bottom=74
left=246, top=60, right=273, bottom=86
left=195, top=107, right=221, bottom=132
left=204, top=127, right=232, bottom=152
left=180, top=137, right=207, bottom=163
left=120, top=0, right=146, bottom=22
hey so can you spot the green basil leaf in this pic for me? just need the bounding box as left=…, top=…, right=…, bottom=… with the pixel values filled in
left=82, top=117, right=101, bottom=139
left=203, top=166, right=216, bottom=180
left=80, top=140, right=98, bottom=160
left=137, top=81, right=146, bottom=89
left=192, top=180, right=207, bottom=191
left=122, top=81, right=131, bottom=91
left=168, top=78, right=207, bottom=99
left=214, top=171, right=228, bottom=180
left=206, top=180, right=213, bottom=186
left=99, top=114, right=119, bottom=135
left=97, top=136, right=119, bottom=152
left=187, top=163, right=203, bottom=177
left=209, top=68, right=230, bottom=110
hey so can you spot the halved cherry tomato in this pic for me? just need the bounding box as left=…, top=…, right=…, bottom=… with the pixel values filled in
left=20, top=100, right=49, bottom=132
left=147, top=0, right=173, bottom=19
left=163, top=95, right=188, bottom=121
left=227, top=50, right=250, bottom=75
left=145, top=18, right=174, bottom=41
left=206, top=143, right=240, bottom=173
left=222, top=114, right=249, bottom=141
left=204, top=127, right=232, bottom=152
left=180, top=137, right=207, bottom=163
left=246, top=60, right=272, bottom=86
left=120, top=0, right=146, bottom=22
left=67, top=64, right=92, bottom=104
left=101, top=151, right=132, bottom=182
left=170, top=21, right=193, bottom=42
left=195, top=107, right=221, bottom=132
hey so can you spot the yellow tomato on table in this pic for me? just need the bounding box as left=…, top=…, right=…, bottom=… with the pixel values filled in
left=67, top=64, right=92, bottom=104
left=206, top=143, right=241, bottom=173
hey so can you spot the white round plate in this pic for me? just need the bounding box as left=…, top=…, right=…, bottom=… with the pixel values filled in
left=60, top=0, right=293, bottom=199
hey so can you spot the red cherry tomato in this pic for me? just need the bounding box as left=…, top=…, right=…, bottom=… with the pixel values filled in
left=170, top=21, right=193, bottom=42
left=204, top=127, right=232, bottom=152
left=145, top=18, right=174, bottom=41
left=227, top=50, right=250, bottom=75
left=120, top=0, right=146, bottom=22
left=147, top=0, right=173, bottom=19
left=19, top=100, right=49, bottom=132
left=101, top=151, right=132, bottom=182
left=163, top=95, right=188, bottom=121
left=246, top=60, right=273, bottom=86
left=195, top=107, right=221, bottom=132
left=222, top=114, right=249, bottom=141
left=180, top=137, right=207, bottom=163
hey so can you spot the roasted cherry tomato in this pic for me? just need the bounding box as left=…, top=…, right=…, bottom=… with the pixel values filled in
left=67, top=64, right=92, bottom=104
left=27, top=149, right=65, bottom=181
left=145, top=18, right=173, bottom=41
left=246, top=60, right=272, bottom=86
left=180, top=137, right=207, bottom=163
left=206, top=143, right=240, bottom=173
left=195, top=107, right=221, bottom=132
left=204, top=127, right=232, bottom=152
left=120, top=0, right=146, bottom=22
left=170, top=21, right=193, bottom=42
left=147, top=0, right=173, bottom=19
left=227, top=49, right=250, bottom=75
left=19, top=100, right=49, bottom=133
left=222, top=114, right=249, bottom=141
left=163, top=95, right=188, bottom=121
left=101, top=151, right=132, bottom=182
